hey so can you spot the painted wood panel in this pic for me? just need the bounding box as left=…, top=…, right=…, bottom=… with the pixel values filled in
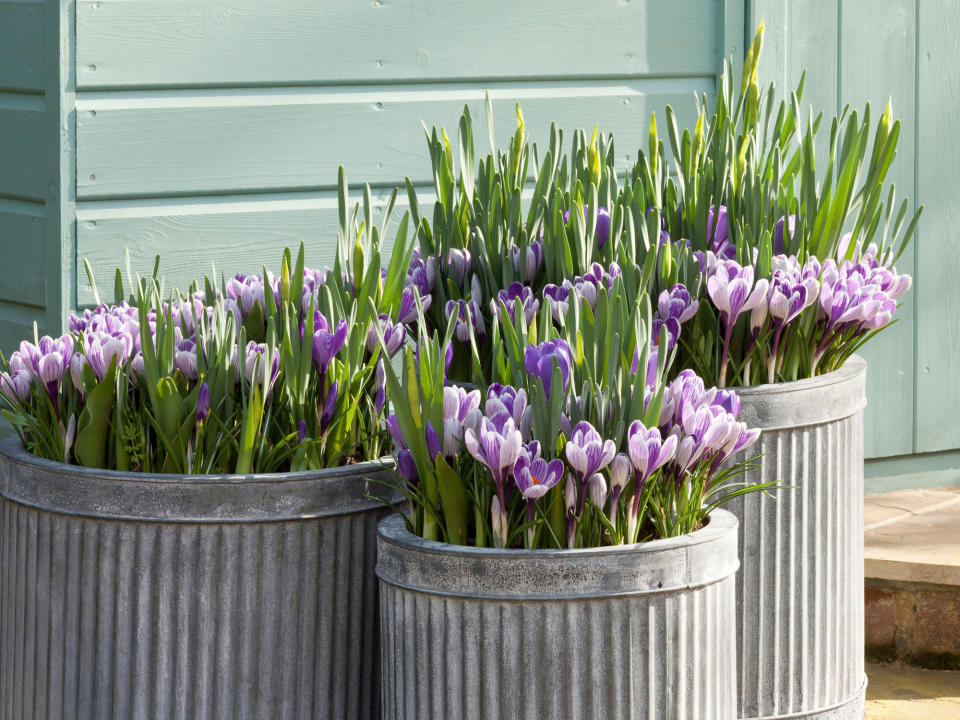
left=75, top=81, right=709, bottom=199
left=0, top=205, right=46, bottom=308
left=915, top=0, right=960, bottom=453
left=76, top=0, right=720, bottom=89
left=0, top=97, right=46, bottom=200
left=0, top=1, right=45, bottom=93
left=840, top=0, right=917, bottom=458
left=75, top=187, right=404, bottom=306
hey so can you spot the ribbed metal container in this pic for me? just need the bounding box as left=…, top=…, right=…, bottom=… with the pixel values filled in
left=725, top=356, right=867, bottom=720
left=377, top=509, right=740, bottom=720
left=0, top=436, right=396, bottom=720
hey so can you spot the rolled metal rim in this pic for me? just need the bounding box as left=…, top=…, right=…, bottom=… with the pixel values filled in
left=730, top=355, right=867, bottom=431
left=377, top=509, right=739, bottom=599
left=0, top=435, right=397, bottom=522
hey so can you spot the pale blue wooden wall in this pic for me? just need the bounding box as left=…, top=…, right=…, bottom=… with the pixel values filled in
left=0, top=0, right=71, bottom=359
left=1, top=0, right=957, bottom=465
left=749, top=0, right=960, bottom=461
left=70, top=0, right=740, bottom=308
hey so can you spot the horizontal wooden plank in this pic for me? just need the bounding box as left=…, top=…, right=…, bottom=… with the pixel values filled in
left=75, top=187, right=404, bottom=306
left=0, top=204, right=46, bottom=308
left=77, top=0, right=719, bottom=89
left=0, top=96, right=46, bottom=200
left=0, top=1, right=44, bottom=92
left=76, top=80, right=708, bottom=199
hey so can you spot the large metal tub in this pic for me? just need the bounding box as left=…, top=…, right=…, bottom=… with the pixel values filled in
left=0, top=437, right=394, bottom=720
left=377, top=509, right=740, bottom=720
left=726, top=356, right=867, bottom=719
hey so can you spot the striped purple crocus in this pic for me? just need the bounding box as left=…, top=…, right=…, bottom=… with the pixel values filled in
left=464, top=413, right=523, bottom=543
left=524, top=339, right=573, bottom=398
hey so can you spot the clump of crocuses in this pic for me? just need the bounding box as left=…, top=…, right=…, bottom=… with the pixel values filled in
left=1, top=220, right=419, bottom=473
left=379, top=275, right=765, bottom=549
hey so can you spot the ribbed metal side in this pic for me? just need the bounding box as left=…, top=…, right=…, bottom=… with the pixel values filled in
left=0, top=438, right=396, bottom=720
left=377, top=511, right=740, bottom=720
left=0, top=501, right=382, bottom=720
left=726, top=358, right=867, bottom=720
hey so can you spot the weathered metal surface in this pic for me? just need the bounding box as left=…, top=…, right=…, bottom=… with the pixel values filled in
left=377, top=509, right=740, bottom=720
left=726, top=356, right=867, bottom=720
left=0, top=436, right=396, bottom=720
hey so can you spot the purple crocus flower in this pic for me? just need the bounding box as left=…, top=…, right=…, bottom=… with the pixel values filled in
left=657, top=284, right=699, bottom=324
left=565, top=421, right=616, bottom=481
left=244, top=342, right=281, bottom=397
left=491, top=282, right=539, bottom=327
left=397, top=286, right=432, bottom=325
left=397, top=449, right=418, bottom=488
left=443, top=385, right=482, bottom=457
left=446, top=248, right=473, bottom=287
left=524, top=339, right=573, bottom=397
left=297, top=419, right=308, bottom=445
left=464, top=413, right=523, bottom=513
left=195, top=382, right=210, bottom=423
left=367, top=314, right=405, bottom=357
left=444, top=299, right=486, bottom=343
left=565, top=420, right=616, bottom=518
left=486, top=384, right=531, bottom=441
left=425, top=421, right=442, bottom=462
left=513, top=454, right=564, bottom=547
left=513, top=455, right=564, bottom=501
left=174, top=340, right=199, bottom=382
left=627, top=421, right=678, bottom=485
left=312, top=318, right=347, bottom=378
left=511, top=240, right=544, bottom=283
left=373, top=359, right=386, bottom=415
left=706, top=260, right=769, bottom=386
left=706, top=205, right=734, bottom=259
left=773, top=214, right=797, bottom=255
left=320, top=379, right=338, bottom=432
left=0, top=370, right=31, bottom=403
left=542, top=283, right=572, bottom=323
left=565, top=206, right=611, bottom=250
left=407, top=249, right=436, bottom=295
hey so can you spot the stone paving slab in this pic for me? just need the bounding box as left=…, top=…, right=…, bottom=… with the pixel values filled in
left=865, top=486, right=960, bottom=669
left=865, top=662, right=960, bottom=719
left=865, top=485, right=960, bottom=585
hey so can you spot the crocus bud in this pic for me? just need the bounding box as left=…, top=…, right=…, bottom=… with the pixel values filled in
left=69, top=353, right=87, bottom=396
left=425, top=421, right=442, bottom=463
left=491, top=496, right=509, bottom=549
left=64, top=414, right=77, bottom=461
left=297, top=419, right=308, bottom=445
left=320, top=380, right=338, bottom=433
left=564, top=473, right=578, bottom=515
left=609, top=453, right=631, bottom=497
left=373, top=359, right=386, bottom=414
left=589, top=473, right=608, bottom=509
left=397, top=449, right=418, bottom=487
left=195, top=382, right=210, bottom=423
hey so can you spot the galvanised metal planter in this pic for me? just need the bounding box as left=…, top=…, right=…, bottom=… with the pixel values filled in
left=0, top=436, right=395, bottom=720
left=725, top=356, right=867, bottom=720
left=377, top=509, right=740, bottom=720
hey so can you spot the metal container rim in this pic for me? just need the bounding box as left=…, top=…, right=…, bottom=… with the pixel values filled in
left=0, top=435, right=394, bottom=485
left=378, top=508, right=737, bottom=560
left=729, top=354, right=866, bottom=398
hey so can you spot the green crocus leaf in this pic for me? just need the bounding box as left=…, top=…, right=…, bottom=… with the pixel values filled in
left=435, top=454, right=468, bottom=545
left=74, top=359, right=118, bottom=469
